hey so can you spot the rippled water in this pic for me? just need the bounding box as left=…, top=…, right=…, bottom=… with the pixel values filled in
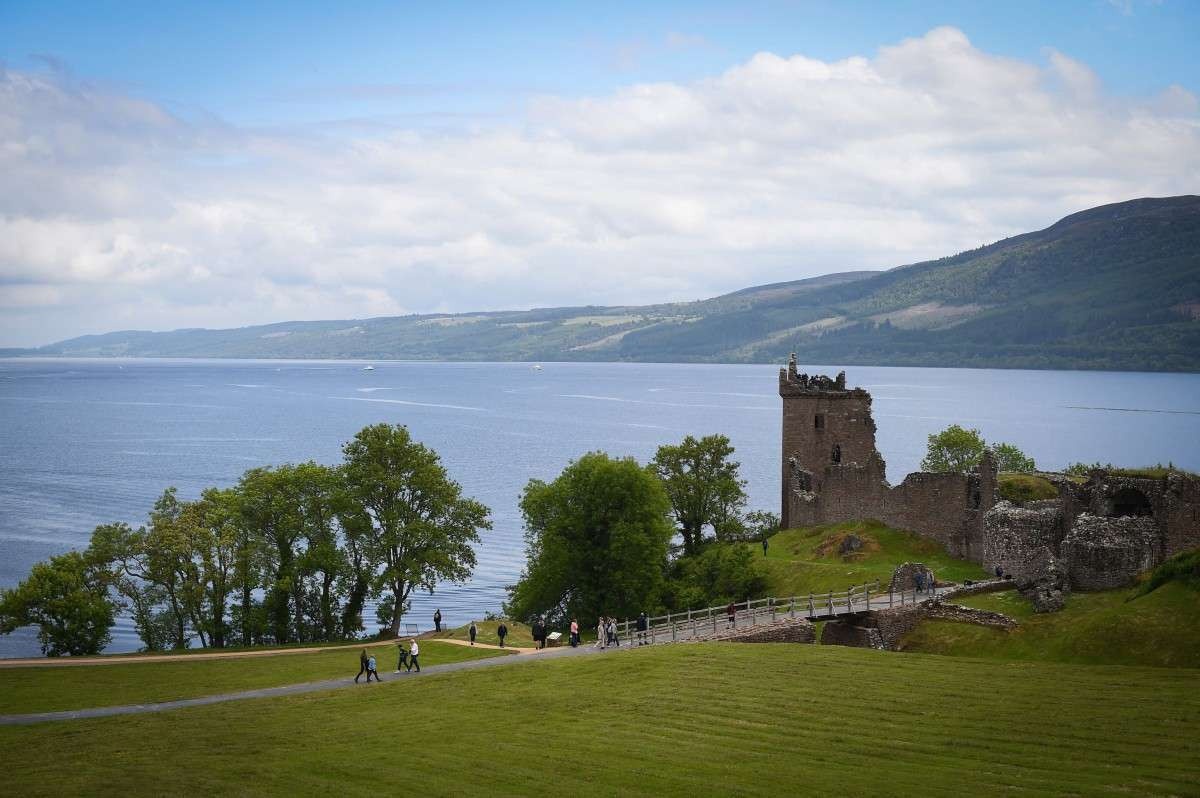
left=1, top=358, right=1198, bottom=657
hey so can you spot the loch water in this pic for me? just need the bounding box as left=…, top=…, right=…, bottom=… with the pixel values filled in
left=2, top=358, right=1198, bottom=658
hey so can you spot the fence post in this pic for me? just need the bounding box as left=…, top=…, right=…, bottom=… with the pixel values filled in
left=889, top=588, right=894, bottom=608
left=827, top=591, right=833, bottom=615
left=865, top=584, right=871, bottom=610
left=808, top=593, right=814, bottom=617
left=671, top=621, right=677, bottom=642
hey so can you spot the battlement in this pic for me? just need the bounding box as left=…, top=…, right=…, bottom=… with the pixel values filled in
left=778, top=353, right=849, bottom=395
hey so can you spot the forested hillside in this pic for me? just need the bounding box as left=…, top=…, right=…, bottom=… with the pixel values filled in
left=25, top=196, right=1200, bottom=372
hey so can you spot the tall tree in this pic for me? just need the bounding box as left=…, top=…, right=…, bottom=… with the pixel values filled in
left=341, top=424, right=490, bottom=638
left=86, top=522, right=173, bottom=652
left=0, top=550, right=117, bottom=656
left=291, top=462, right=347, bottom=641
left=651, top=434, right=748, bottom=555
left=236, top=467, right=305, bottom=644
left=143, top=488, right=194, bottom=649
left=507, top=451, right=673, bottom=625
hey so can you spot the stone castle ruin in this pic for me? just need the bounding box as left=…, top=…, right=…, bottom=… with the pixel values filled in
left=779, top=356, right=1200, bottom=591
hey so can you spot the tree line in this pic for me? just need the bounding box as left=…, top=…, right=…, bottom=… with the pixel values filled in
left=0, top=424, right=490, bottom=656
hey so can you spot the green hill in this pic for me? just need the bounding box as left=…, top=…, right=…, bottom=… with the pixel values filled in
left=24, top=196, right=1200, bottom=371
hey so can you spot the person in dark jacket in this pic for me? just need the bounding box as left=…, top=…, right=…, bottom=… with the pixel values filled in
left=395, top=640, right=408, bottom=673
left=433, top=608, right=442, bottom=632
left=355, top=648, right=370, bottom=683
left=726, top=601, right=737, bottom=627
left=636, top=611, right=649, bottom=646
left=497, top=622, right=508, bottom=648
left=469, top=621, right=477, bottom=645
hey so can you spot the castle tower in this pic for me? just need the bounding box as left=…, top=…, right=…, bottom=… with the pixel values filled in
left=779, top=357, right=883, bottom=528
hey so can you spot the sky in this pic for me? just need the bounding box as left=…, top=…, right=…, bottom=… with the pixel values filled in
left=1, top=0, right=1198, bottom=347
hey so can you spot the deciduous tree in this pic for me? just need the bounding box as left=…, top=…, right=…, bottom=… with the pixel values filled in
left=651, top=434, right=747, bottom=555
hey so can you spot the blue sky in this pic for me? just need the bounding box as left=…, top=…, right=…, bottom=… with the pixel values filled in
left=0, top=1, right=1197, bottom=346
left=3, top=0, right=1195, bottom=129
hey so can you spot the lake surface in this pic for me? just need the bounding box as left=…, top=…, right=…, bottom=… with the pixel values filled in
left=2, top=358, right=1198, bottom=657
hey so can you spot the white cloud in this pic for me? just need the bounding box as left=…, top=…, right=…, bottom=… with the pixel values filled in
left=1, top=27, right=1198, bottom=346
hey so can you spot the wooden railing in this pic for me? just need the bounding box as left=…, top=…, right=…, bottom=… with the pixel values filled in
left=615, top=580, right=947, bottom=646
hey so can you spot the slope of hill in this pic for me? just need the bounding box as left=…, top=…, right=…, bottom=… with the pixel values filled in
left=28, top=196, right=1200, bottom=371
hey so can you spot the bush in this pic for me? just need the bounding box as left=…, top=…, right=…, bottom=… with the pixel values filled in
left=664, top=544, right=768, bottom=611
left=997, top=473, right=1059, bottom=504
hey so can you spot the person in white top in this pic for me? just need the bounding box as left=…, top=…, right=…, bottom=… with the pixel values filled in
left=405, top=638, right=420, bottom=672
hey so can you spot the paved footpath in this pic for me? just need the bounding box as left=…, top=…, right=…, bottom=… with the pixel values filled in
left=0, top=642, right=615, bottom=727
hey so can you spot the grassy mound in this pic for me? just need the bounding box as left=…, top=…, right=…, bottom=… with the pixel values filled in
left=901, top=583, right=1200, bottom=668
left=757, top=521, right=989, bottom=596
left=1, top=644, right=1197, bottom=795
left=1133, top=548, right=1200, bottom=597
left=997, top=472, right=1059, bottom=504
left=0, top=640, right=509, bottom=715
left=431, top=619, right=535, bottom=648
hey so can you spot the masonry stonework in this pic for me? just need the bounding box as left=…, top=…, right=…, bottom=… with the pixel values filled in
left=779, top=359, right=1200, bottom=592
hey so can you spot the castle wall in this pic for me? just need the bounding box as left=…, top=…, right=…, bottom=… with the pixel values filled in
left=777, top=360, right=1199, bottom=589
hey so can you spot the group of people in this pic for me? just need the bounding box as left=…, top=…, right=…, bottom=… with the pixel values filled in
left=915, top=570, right=937, bottom=594
left=594, top=616, right=621, bottom=648
left=354, top=638, right=421, bottom=683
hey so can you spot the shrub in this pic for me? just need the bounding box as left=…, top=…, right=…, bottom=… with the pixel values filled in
left=997, top=473, right=1059, bottom=504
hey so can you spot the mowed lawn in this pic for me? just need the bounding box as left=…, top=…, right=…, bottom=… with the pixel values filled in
left=0, top=641, right=509, bottom=714
left=2, top=644, right=1197, bottom=796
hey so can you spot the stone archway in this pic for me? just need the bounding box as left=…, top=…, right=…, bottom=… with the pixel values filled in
left=1111, top=487, right=1153, bottom=517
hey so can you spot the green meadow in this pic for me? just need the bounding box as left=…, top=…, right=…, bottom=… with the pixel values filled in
left=0, top=640, right=509, bottom=714
left=1, top=643, right=1197, bottom=796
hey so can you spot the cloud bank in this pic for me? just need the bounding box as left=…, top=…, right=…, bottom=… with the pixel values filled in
left=2, top=27, right=1198, bottom=346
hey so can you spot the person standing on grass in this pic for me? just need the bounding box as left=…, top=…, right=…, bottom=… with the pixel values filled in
left=406, top=638, right=420, bottom=672
left=570, top=618, right=579, bottom=647
left=636, top=611, right=648, bottom=646
left=469, top=621, right=478, bottom=646
left=497, top=621, right=508, bottom=648
left=762, top=538, right=769, bottom=556
left=395, top=640, right=408, bottom=673
left=367, top=653, right=381, bottom=682
left=355, top=648, right=370, bottom=683
left=434, top=608, right=442, bottom=632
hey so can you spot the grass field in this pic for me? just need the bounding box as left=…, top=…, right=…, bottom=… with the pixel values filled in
left=0, top=640, right=509, bottom=714
left=757, top=521, right=990, bottom=595
left=431, top=619, right=535, bottom=648
left=1, top=643, right=1197, bottom=796
left=901, top=582, right=1200, bottom=668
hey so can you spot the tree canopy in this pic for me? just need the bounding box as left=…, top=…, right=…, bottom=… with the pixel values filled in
left=507, top=452, right=673, bottom=625
left=0, top=550, right=116, bottom=656
left=651, top=434, right=747, bottom=555
left=920, top=425, right=1036, bottom=474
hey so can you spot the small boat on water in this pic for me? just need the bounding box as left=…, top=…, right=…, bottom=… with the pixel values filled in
left=362, top=365, right=376, bottom=371
left=532, top=364, right=543, bottom=372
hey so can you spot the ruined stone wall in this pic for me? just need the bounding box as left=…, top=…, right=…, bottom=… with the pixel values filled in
left=886, top=473, right=977, bottom=558
left=1062, top=514, right=1160, bottom=590
left=1160, top=474, right=1200, bottom=556
left=717, top=619, right=816, bottom=644
left=982, top=501, right=1065, bottom=580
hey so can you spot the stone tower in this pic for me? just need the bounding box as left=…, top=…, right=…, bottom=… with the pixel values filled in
left=778, top=354, right=885, bottom=529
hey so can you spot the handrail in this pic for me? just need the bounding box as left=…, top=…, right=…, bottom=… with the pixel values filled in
left=618, top=580, right=950, bottom=646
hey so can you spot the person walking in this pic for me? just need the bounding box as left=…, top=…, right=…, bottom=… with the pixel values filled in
left=915, top=571, right=925, bottom=595
left=469, top=621, right=478, bottom=646
left=366, top=653, right=381, bottom=682
left=405, top=638, right=420, bottom=672
left=596, top=617, right=607, bottom=649
left=726, top=601, right=737, bottom=627
left=395, top=640, right=408, bottom=673
left=355, top=648, right=370, bottom=683
left=569, top=618, right=579, bottom=647
left=433, top=608, right=442, bottom=633
left=636, top=611, right=648, bottom=646
left=762, top=537, right=769, bottom=556
left=497, top=621, right=508, bottom=648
